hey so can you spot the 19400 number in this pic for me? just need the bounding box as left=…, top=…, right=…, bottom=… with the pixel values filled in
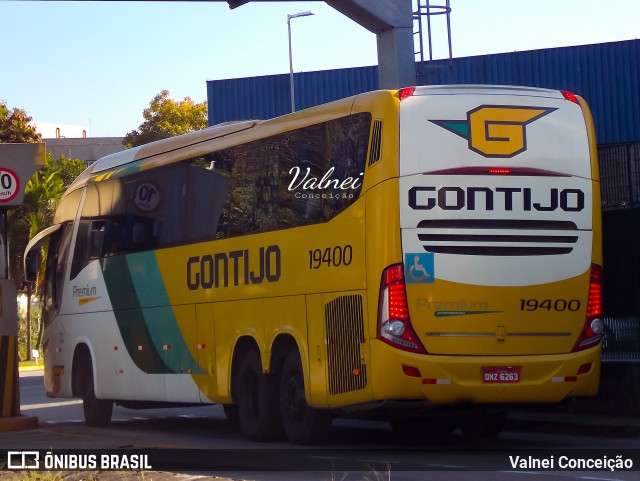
left=309, top=245, right=353, bottom=269
left=519, top=299, right=581, bottom=312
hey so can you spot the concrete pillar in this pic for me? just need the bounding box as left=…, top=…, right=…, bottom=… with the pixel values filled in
left=324, top=0, right=417, bottom=89
left=376, top=25, right=416, bottom=89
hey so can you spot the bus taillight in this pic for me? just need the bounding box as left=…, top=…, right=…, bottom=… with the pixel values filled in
left=573, top=264, right=604, bottom=352
left=378, top=264, right=427, bottom=354
left=561, top=90, right=579, bottom=104
left=398, top=87, right=416, bottom=101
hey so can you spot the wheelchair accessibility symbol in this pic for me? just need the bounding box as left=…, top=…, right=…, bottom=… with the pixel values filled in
left=405, top=253, right=435, bottom=284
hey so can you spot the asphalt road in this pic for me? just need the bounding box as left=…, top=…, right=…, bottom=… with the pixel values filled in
left=2, top=370, right=639, bottom=481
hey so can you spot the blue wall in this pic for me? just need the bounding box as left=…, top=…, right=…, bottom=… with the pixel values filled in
left=207, top=39, right=640, bottom=145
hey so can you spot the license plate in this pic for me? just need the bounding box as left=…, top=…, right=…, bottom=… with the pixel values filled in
left=481, top=366, right=521, bottom=384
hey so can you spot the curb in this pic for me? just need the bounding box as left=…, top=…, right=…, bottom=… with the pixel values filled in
left=18, top=364, right=44, bottom=372
left=0, top=414, right=39, bottom=433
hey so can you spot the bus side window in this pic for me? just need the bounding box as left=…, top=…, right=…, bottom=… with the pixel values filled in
left=185, top=153, right=230, bottom=243
left=71, top=218, right=106, bottom=279
left=280, top=112, right=371, bottom=224
left=71, top=183, right=110, bottom=279
left=107, top=163, right=187, bottom=253
left=215, top=112, right=372, bottom=239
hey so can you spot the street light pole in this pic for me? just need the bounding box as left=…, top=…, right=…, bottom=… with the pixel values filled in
left=287, top=10, right=316, bottom=113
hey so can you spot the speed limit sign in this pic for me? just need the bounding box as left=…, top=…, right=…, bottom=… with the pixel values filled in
left=0, top=168, right=19, bottom=203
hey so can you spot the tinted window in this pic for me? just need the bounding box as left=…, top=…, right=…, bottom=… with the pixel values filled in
left=109, top=162, right=187, bottom=254
left=70, top=112, right=371, bottom=265
left=215, top=112, right=371, bottom=237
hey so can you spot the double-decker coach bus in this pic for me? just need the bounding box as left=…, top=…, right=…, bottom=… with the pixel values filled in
left=25, top=85, right=603, bottom=443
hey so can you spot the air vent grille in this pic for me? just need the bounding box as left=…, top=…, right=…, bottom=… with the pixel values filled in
left=325, top=295, right=367, bottom=395
left=417, top=219, right=579, bottom=256
left=367, top=120, right=383, bottom=167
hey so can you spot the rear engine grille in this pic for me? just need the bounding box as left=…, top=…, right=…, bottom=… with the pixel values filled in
left=417, top=219, right=579, bottom=256
left=325, top=295, right=367, bottom=395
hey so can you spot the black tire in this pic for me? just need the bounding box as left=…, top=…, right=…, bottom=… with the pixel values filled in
left=235, top=350, right=283, bottom=441
left=279, top=351, right=332, bottom=445
left=458, top=410, right=508, bottom=438
left=391, top=416, right=457, bottom=443
left=78, top=356, right=113, bottom=427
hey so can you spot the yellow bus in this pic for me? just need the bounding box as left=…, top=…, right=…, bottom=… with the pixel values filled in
left=25, top=85, right=603, bottom=443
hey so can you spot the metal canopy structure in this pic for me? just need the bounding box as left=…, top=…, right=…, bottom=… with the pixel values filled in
left=224, top=0, right=416, bottom=88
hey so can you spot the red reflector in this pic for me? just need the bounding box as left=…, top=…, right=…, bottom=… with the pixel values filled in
left=402, top=365, right=421, bottom=378
left=576, top=363, right=592, bottom=375
left=565, top=376, right=578, bottom=383
left=398, top=86, right=416, bottom=101
left=422, top=378, right=437, bottom=384
left=561, top=90, right=579, bottom=104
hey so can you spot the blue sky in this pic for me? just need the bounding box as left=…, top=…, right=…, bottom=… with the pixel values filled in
left=1, top=0, right=639, bottom=137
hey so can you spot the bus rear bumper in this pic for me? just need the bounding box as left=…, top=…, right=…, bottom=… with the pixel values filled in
left=369, top=340, right=601, bottom=405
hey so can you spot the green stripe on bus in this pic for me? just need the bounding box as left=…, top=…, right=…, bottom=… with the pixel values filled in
left=126, top=251, right=204, bottom=375
left=102, top=255, right=168, bottom=374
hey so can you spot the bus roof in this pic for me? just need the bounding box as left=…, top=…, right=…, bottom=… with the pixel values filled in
left=93, top=120, right=258, bottom=174
left=65, top=120, right=259, bottom=194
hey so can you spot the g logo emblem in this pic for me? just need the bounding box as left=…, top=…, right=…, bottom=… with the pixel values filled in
left=430, top=105, right=557, bottom=158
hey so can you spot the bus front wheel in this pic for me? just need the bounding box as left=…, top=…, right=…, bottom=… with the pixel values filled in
left=279, top=351, right=332, bottom=444
left=235, top=350, right=283, bottom=441
left=77, top=356, right=113, bottom=427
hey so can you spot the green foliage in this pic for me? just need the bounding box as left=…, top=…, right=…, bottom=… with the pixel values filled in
left=123, top=90, right=207, bottom=148
left=8, top=152, right=85, bottom=357
left=0, top=100, right=41, bottom=143
left=17, top=297, right=39, bottom=361
left=8, top=152, right=85, bottom=285
left=44, top=152, right=87, bottom=187
left=0, top=100, right=85, bottom=359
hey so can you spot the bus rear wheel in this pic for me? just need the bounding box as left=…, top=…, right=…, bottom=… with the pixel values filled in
left=77, top=356, right=113, bottom=427
left=235, top=350, right=283, bottom=441
left=279, top=351, right=332, bottom=445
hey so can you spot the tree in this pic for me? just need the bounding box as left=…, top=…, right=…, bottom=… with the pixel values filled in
left=9, top=153, right=85, bottom=283
left=0, top=100, right=41, bottom=143
left=8, top=153, right=85, bottom=359
left=123, top=90, right=208, bottom=148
